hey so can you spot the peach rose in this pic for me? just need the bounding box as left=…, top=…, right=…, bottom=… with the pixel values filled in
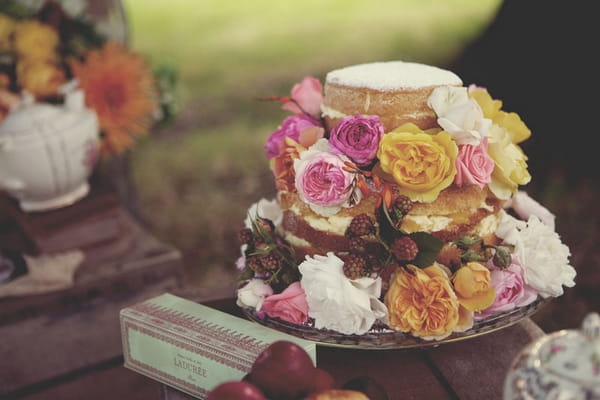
left=261, top=282, right=309, bottom=325
left=377, top=123, right=457, bottom=203
left=452, top=262, right=496, bottom=312
left=384, top=263, right=461, bottom=340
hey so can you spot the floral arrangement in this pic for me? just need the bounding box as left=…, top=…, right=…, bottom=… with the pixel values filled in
left=236, top=70, right=576, bottom=341
left=0, top=0, right=176, bottom=155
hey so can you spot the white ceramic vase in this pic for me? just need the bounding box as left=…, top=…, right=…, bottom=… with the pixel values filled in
left=0, top=90, right=100, bottom=212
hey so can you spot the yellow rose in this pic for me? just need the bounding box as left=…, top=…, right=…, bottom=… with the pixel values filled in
left=13, top=20, right=59, bottom=61
left=377, top=123, right=457, bottom=203
left=385, top=263, right=460, bottom=340
left=452, top=262, right=496, bottom=311
left=0, top=14, right=16, bottom=52
left=17, top=61, right=66, bottom=98
left=487, top=125, right=531, bottom=200
left=469, top=88, right=531, bottom=144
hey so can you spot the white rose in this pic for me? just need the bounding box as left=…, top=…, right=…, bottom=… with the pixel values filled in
left=496, top=211, right=576, bottom=298
left=236, top=279, right=273, bottom=310
left=428, top=86, right=491, bottom=145
left=244, top=198, right=282, bottom=229
left=298, top=252, right=388, bottom=334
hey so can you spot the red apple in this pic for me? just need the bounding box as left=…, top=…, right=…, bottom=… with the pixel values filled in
left=205, top=381, right=266, bottom=400
left=247, top=340, right=316, bottom=399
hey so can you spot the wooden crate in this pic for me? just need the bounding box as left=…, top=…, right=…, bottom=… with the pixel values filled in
left=0, top=186, right=186, bottom=399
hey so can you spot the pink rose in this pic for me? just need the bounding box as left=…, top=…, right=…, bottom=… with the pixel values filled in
left=282, top=76, right=323, bottom=117
left=475, top=256, right=537, bottom=320
left=261, top=282, right=309, bottom=325
left=455, top=137, right=494, bottom=188
left=294, top=149, right=353, bottom=207
left=264, top=114, right=322, bottom=159
left=329, top=115, right=384, bottom=166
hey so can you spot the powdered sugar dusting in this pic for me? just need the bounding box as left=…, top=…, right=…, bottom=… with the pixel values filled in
left=326, top=61, right=462, bottom=90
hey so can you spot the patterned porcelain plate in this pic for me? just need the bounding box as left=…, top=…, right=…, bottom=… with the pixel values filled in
left=243, top=298, right=550, bottom=350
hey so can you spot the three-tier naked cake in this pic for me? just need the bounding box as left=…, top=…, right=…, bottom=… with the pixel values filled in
left=235, top=61, right=576, bottom=342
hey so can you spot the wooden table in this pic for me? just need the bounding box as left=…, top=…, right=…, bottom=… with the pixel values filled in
left=158, top=297, right=545, bottom=400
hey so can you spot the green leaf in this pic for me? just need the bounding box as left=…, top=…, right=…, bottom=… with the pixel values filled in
left=454, top=235, right=482, bottom=249
left=461, top=249, right=487, bottom=263
left=408, top=232, right=443, bottom=268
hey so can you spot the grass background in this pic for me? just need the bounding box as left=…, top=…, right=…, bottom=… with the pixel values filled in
left=118, top=0, right=596, bottom=332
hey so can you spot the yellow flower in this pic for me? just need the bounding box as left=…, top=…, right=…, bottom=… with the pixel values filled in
left=16, top=60, right=66, bottom=98
left=487, top=125, right=531, bottom=200
left=469, top=88, right=531, bottom=144
left=377, top=123, right=457, bottom=203
left=13, top=20, right=59, bottom=61
left=384, top=263, right=461, bottom=340
left=0, top=14, right=16, bottom=52
left=452, top=262, right=496, bottom=311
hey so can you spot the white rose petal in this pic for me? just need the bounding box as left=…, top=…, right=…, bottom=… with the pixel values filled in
left=236, top=279, right=274, bottom=310
left=244, top=198, right=282, bottom=229
left=495, top=211, right=575, bottom=298
left=428, top=86, right=491, bottom=145
left=298, top=253, right=388, bottom=334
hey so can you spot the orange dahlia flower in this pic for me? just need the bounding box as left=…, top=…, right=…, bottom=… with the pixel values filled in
left=70, top=41, right=158, bottom=154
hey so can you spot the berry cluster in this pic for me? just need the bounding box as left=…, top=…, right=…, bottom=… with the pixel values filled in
left=238, top=216, right=298, bottom=289
left=341, top=213, right=379, bottom=279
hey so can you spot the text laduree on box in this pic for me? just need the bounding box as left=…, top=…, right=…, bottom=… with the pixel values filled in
left=120, top=293, right=316, bottom=399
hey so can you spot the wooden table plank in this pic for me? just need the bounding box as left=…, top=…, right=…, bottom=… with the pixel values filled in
left=424, top=318, right=544, bottom=400
left=19, top=361, right=162, bottom=400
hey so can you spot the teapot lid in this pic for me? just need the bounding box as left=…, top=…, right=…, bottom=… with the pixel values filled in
left=538, top=313, right=600, bottom=388
left=0, top=87, right=95, bottom=137
left=505, top=312, right=600, bottom=399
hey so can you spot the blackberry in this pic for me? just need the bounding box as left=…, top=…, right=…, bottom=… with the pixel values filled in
left=259, top=253, right=281, bottom=271
left=346, top=213, right=375, bottom=237
left=246, top=256, right=266, bottom=274
left=342, top=253, right=368, bottom=279
left=348, top=236, right=367, bottom=254
left=238, top=228, right=253, bottom=246
left=391, top=236, right=419, bottom=261
left=393, top=195, right=413, bottom=216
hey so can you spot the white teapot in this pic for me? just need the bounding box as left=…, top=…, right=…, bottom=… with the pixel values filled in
left=0, top=88, right=100, bottom=212
left=504, top=312, right=600, bottom=400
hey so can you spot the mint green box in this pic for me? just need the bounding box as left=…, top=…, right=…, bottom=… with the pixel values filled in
left=120, top=293, right=316, bottom=399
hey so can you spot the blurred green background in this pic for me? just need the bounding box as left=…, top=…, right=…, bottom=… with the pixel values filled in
left=119, top=0, right=595, bottom=332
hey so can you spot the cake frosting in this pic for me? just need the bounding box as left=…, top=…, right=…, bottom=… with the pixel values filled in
left=236, top=61, right=576, bottom=341
left=325, top=61, right=462, bottom=90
